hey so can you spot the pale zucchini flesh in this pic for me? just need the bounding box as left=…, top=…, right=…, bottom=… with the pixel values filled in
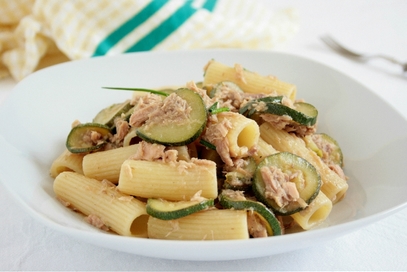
left=309, top=133, right=344, bottom=167
left=136, top=88, right=207, bottom=146
left=253, top=152, right=321, bottom=215
left=223, top=157, right=257, bottom=191
left=66, top=123, right=111, bottom=154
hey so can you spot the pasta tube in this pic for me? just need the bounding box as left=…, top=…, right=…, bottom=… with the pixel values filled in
left=224, top=112, right=259, bottom=158
left=203, top=60, right=297, bottom=101
left=167, top=145, right=191, bottom=161
left=117, top=159, right=218, bottom=201
left=148, top=209, right=249, bottom=240
left=290, top=191, right=333, bottom=230
left=82, top=144, right=139, bottom=183
left=252, top=136, right=278, bottom=164
left=53, top=171, right=149, bottom=237
left=204, top=112, right=259, bottom=166
left=50, top=149, right=85, bottom=178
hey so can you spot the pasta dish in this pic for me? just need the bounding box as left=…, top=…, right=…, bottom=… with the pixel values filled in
left=50, top=60, right=348, bottom=240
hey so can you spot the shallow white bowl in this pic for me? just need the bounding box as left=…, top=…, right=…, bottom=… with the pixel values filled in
left=1, top=49, right=406, bottom=261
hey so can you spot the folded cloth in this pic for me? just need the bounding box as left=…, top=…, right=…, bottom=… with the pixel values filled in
left=0, top=0, right=298, bottom=81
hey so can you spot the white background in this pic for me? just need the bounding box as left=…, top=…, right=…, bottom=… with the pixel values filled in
left=1, top=0, right=407, bottom=270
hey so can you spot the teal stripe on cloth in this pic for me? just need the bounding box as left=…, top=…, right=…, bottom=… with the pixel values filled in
left=202, top=0, right=217, bottom=12
left=125, top=1, right=197, bottom=52
left=92, top=1, right=167, bottom=56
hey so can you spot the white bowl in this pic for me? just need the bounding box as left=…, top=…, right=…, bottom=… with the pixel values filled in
left=1, top=49, right=406, bottom=261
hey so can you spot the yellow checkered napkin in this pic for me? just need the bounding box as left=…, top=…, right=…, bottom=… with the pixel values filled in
left=0, top=0, right=298, bottom=81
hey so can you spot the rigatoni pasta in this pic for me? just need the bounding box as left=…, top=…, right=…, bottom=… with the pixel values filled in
left=217, top=112, right=259, bottom=158
left=290, top=191, right=333, bottom=230
left=54, top=171, right=149, bottom=237
left=203, top=111, right=259, bottom=166
left=50, top=59, right=349, bottom=241
left=117, top=159, right=218, bottom=201
left=252, top=137, right=278, bottom=164
left=82, top=144, right=139, bottom=183
left=148, top=209, right=249, bottom=240
left=50, top=149, right=85, bottom=178
left=203, top=60, right=297, bottom=101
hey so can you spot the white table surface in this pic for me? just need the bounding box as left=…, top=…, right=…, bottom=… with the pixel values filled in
left=1, top=0, right=407, bottom=270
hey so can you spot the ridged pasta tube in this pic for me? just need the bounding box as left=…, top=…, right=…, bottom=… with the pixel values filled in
left=118, top=159, right=218, bottom=201
left=252, top=136, right=278, bottom=164
left=49, top=149, right=85, bottom=178
left=204, top=112, right=260, bottom=166
left=291, top=191, right=333, bottom=230
left=148, top=209, right=249, bottom=240
left=53, top=171, right=149, bottom=237
left=82, top=144, right=139, bottom=183
left=203, top=60, right=297, bottom=101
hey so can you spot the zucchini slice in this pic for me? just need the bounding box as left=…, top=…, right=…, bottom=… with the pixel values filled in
left=252, top=152, right=321, bottom=215
left=306, top=133, right=344, bottom=167
left=136, top=88, right=207, bottom=146
left=223, top=157, right=257, bottom=191
left=239, top=96, right=284, bottom=117
left=66, top=123, right=111, bottom=154
left=293, top=102, right=318, bottom=126
left=239, top=97, right=317, bottom=126
left=303, top=134, right=323, bottom=157
left=209, top=81, right=243, bottom=98
left=224, top=172, right=252, bottom=191
left=146, top=198, right=214, bottom=220
left=93, top=100, right=133, bottom=127
left=219, top=190, right=282, bottom=236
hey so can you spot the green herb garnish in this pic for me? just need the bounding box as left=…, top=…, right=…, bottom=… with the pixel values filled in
left=199, top=139, right=216, bottom=150
left=208, top=102, right=230, bottom=115
left=102, top=87, right=169, bottom=97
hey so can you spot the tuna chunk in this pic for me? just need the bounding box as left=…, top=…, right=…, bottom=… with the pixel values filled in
left=85, top=214, right=109, bottom=231
left=203, top=114, right=234, bottom=166
left=260, top=166, right=306, bottom=209
left=247, top=211, right=268, bottom=238
left=129, top=92, right=191, bottom=129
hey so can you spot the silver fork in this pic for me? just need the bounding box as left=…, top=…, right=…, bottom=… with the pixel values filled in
left=320, top=35, right=407, bottom=72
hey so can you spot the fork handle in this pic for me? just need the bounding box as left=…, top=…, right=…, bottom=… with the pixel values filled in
left=376, top=54, right=407, bottom=72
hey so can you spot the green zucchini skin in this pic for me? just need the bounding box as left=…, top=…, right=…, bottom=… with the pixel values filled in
left=66, top=123, right=111, bottom=154
left=219, top=190, right=282, bottom=236
left=240, top=97, right=317, bottom=127
left=252, top=152, right=321, bottom=216
left=93, top=100, right=133, bottom=127
left=239, top=96, right=284, bottom=116
left=146, top=198, right=215, bottom=220
left=136, top=88, right=207, bottom=146
left=294, top=102, right=318, bottom=126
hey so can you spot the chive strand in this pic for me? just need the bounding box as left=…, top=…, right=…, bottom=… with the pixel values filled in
left=102, top=87, right=169, bottom=96
left=200, top=139, right=216, bottom=150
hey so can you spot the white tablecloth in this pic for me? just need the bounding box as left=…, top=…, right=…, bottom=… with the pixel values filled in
left=1, top=0, right=407, bottom=270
